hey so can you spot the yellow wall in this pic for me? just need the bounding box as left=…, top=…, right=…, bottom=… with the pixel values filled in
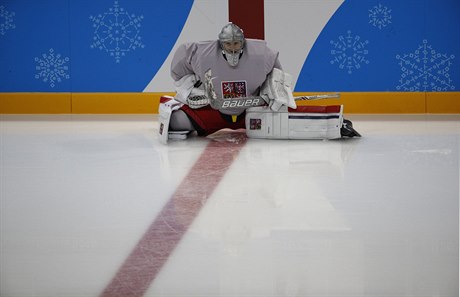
left=1, top=92, right=459, bottom=114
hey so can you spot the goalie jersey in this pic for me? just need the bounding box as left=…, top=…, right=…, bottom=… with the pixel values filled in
left=170, top=39, right=282, bottom=116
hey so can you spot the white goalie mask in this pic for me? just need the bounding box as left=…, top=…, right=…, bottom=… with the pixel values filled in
left=218, top=23, right=245, bottom=67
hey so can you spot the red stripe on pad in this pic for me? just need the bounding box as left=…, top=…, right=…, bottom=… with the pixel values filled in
left=289, top=105, right=342, bottom=113
left=160, top=96, right=174, bottom=103
left=100, top=136, right=247, bottom=297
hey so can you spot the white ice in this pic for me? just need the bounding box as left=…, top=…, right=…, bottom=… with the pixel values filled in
left=1, top=114, right=458, bottom=297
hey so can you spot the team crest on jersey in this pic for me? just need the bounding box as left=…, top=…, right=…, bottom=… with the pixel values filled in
left=221, top=80, right=247, bottom=98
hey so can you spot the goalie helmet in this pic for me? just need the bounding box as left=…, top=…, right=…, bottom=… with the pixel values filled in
left=218, top=23, right=245, bottom=67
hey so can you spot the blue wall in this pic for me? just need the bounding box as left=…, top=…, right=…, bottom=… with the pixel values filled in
left=296, top=0, right=460, bottom=92
left=0, top=0, right=459, bottom=92
left=0, top=0, right=193, bottom=92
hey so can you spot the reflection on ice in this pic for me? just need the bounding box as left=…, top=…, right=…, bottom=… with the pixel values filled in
left=190, top=133, right=357, bottom=245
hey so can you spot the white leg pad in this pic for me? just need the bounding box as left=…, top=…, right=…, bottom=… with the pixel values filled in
left=158, top=96, right=185, bottom=144
left=245, top=105, right=343, bottom=140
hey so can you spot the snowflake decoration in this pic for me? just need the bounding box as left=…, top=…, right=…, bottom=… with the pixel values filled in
left=0, top=5, right=16, bottom=36
left=34, top=48, right=70, bottom=88
left=369, top=3, right=392, bottom=29
left=90, top=0, right=145, bottom=63
left=396, top=40, right=455, bottom=91
left=330, top=30, right=370, bottom=74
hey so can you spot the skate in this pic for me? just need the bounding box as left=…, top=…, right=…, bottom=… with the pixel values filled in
left=168, top=130, right=191, bottom=140
left=341, top=119, right=361, bottom=138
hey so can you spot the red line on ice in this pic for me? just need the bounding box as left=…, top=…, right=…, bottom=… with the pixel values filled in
left=100, top=137, right=247, bottom=297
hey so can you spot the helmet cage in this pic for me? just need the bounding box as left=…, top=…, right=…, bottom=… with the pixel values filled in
left=218, top=23, right=245, bottom=66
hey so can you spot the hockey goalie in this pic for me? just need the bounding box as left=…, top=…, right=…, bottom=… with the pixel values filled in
left=158, top=23, right=360, bottom=144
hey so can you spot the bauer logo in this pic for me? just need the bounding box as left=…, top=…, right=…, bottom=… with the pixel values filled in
left=249, top=118, right=262, bottom=130
left=222, top=98, right=262, bottom=108
left=159, top=123, right=164, bottom=135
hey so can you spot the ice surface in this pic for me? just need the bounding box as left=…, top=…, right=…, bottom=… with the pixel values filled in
left=1, top=114, right=458, bottom=297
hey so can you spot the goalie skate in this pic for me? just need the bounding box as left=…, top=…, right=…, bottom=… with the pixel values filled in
left=341, top=119, right=361, bottom=137
left=168, top=130, right=191, bottom=140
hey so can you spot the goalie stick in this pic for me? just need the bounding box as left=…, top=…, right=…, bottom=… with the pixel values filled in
left=203, top=69, right=340, bottom=110
left=210, top=93, right=341, bottom=109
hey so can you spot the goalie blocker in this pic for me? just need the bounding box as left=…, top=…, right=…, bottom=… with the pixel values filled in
left=245, top=105, right=360, bottom=139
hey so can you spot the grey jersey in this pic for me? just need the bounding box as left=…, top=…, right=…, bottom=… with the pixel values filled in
left=171, top=39, right=282, bottom=115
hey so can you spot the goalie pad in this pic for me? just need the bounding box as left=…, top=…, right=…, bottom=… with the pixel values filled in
left=260, top=68, right=296, bottom=111
left=158, top=96, right=187, bottom=144
left=245, top=105, right=343, bottom=140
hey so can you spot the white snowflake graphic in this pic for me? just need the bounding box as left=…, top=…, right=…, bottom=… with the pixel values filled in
left=396, top=40, right=455, bottom=91
left=330, top=30, right=370, bottom=74
left=34, top=48, right=70, bottom=88
left=369, top=3, right=392, bottom=29
left=90, top=0, right=145, bottom=63
left=0, top=5, right=16, bottom=36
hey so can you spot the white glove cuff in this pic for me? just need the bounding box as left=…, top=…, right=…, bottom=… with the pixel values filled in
left=270, top=100, right=283, bottom=111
